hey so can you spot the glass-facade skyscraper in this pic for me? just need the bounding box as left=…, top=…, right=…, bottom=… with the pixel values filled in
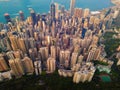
left=50, top=2, right=56, bottom=21
left=70, top=0, right=76, bottom=16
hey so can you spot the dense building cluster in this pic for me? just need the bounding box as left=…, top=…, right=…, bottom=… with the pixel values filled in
left=0, top=0, right=118, bottom=83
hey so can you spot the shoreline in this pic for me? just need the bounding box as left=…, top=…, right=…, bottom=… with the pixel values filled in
left=111, top=0, right=120, bottom=5
left=0, top=0, right=118, bottom=24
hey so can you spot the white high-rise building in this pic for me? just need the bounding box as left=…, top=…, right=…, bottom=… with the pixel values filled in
left=55, top=3, right=59, bottom=19
left=34, top=61, right=42, bottom=75
left=83, top=8, right=90, bottom=18
left=71, top=52, right=78, bottom=67
left=50, top=46, right=56, bottom=59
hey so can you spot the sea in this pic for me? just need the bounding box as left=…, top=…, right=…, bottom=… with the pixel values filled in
left=0, top=0, right=114, bottom=23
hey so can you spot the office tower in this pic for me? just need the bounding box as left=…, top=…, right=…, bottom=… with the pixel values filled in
left=64, top=50, right=71, bottom=61
left=71, top=52, right=78, bottom=68
left=74, top=63, right=81, bottom=72
left=73, top=72, right=81, bottom=84
left=24, top=38, right=29, bottom=51
left=13, top=50, right=23, bottom=59
left=64, top=60, right=69, bottom=68
left=18, top=38, right=27, bottom=53
left=29, top=49, right=35, bottom=61
left=44, top=47, right=49, bottom=61
left=70, top=0, right=75, bottom=16
left=29, top=37, right=35, bottom=48
left=87, top=48, right=96, bottom=61
left=50, top=46, right=56, bottom=59
left=59, top=50, right=65, bottom=65
left=56, top=46, right=60, bottom=60
left=19, top=11, right=24, bottom=21
left=4, top=13, right=11, bottom=23
left=47, top=57, right=56, bottom=73
left=63, top=35, right=69, bottom=48
left=94, top=48, right=101, bottom=60
left=92, top=35, right=99, bottom=45
left=83, top=8, right=90, bottom=18
left=80, top=38, right=86, bottom=49
left=34, top=61, right=42, bottom=75
left=46, top=36, right=51, bottom=46
left=60, top=5, right=65, bottom=13
left=9, top=58, right=24, bottom=77
left=84, top=31, right=92, bottom=39
left=72, top=38, right=78, bottom=46
left=87, top=72, right=94, bottom=82
left=26, top=16, right=32, bottom=24
left=51, top=21, right=56, bottom=37
left=74, top=8, right=83, bottom=18
left=50, top=2, right=56, bottom=20
left=28, top=28, right=34, bottom=37
left=74, top=44, right=81, bottom=53
left=55, top=3, right=59, bottom=19
left=89, top=16, right=95, bottom=24
left=34, top=32, right=39, bottom=41
left=9, top=35, right=19, bottom=51
left=78, top=72, right=87, bottom=83
left=94, top=17, right=100, bottom=25
left=30, top=10, right=37, bottom=25
left=83, top=19, right=89, bottom=28
left=39, top=47, right=45, bottom=61
left=36, top=13, right=40, bottom=22
left=0, top=57, right=9, bottom=72
left=33, top=48, right=38, bottom=57
left=81, top=28, right=87, bottom=39
left=77, top=55, right=84, bottom=63
left=22, top=56, right=34, bottom=75
left=113, top=10, right=119, bottom=19
left=6, top=51, right=15, bottom=59
left=106, top=19, right=113, bottom=29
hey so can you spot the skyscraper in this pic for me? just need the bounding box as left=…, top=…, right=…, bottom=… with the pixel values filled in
left=19, top=11, right=24, bottom=21
left=83, top=8, right=90, bottom=18
left=70, top=0, right=76, bottom=16
left=47, top=57, right=56, bottom=73
left=74, top=8, right=83, bottom=18
left=34, top=61, right=42, bottom=75
left=71, top=52, right=78, bottom=68
left=9, top=35, right=19, bottom=51
left=55, top=3, right=59, bottom=19
left=50, top=46, right=56, bottom=59
left=30, top=10, right=37, bottom=25
left=59, top=50, right=65, bottom=65
left=9, top=58, right=24, bottom=77
left=4, top=13, right=11, bottom=23
left=50, top=2, right=56, bottom=20
left=22, top=56, right=34, bottom=75
left=0, top=57, right=9, bottom=72
left=18, top=38, right=27, bottom=53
